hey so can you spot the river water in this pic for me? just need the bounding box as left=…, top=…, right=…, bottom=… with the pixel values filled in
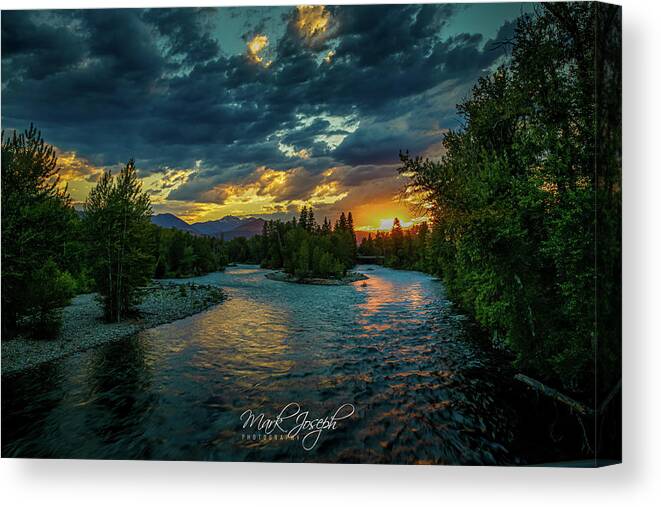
left=2, top=265, right=530, bottom=464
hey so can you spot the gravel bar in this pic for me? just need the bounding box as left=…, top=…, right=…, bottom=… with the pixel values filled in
left=1, top=281, right=226, bottom=376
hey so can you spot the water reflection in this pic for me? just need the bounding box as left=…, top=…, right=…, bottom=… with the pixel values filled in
left=2, top=265, right=522, bottom=464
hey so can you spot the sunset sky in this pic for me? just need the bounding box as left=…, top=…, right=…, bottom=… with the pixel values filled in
left=1, top=3, right=531, bottom=230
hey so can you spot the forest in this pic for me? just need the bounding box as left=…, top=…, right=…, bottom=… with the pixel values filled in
left=392, top=3, right=621, bottom=416
left=357, top=219, right=430, bottom=271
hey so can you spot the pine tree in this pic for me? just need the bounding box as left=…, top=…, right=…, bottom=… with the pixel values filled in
left=336, top=212, right=348, bottom=231
left=347, top=212, right=357, bottom=261
left=321, top=217, right=332, bottom=235
left=389, top=218, right=404, bottom=267
left=307, top=208, right=316, bottom=232
left=299, top=206, right=309, bottom=231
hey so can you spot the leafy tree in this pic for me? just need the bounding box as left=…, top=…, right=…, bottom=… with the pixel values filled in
left=84, top=161, right=154, bottom=322
left=398, top=3, right=621, bottom=406
left=1, top=125, right=75, bottom=336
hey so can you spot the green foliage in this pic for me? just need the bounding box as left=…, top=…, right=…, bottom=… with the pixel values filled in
left=1, top=125, right=75, bottom=337
left=83, top=161, right=155, bottom=322
left=61, top=213, right=97, bottom=294
left=358, top=221, right=430, bottom=272
left=398, top=3, right=621, bottom=399
left=152, top=226, right=227, bottom=278
left=24, top=260, right=76, bottom=338
left=223, top=235, right=262, bottom=264
left=1, top=126, right=227, bottom=334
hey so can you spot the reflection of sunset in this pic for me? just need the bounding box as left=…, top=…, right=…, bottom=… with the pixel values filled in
left=357, top=274, right=396, bottom=318
left=175, top=289, right=295, bottom=377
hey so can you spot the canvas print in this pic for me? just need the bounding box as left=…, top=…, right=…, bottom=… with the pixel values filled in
left=1, top=2, right=621, bottom=466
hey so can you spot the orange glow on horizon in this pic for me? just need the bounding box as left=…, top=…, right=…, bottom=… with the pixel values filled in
left=53, top=148, right=418, bottom=229
left=349, top=197, right=421, bottom=232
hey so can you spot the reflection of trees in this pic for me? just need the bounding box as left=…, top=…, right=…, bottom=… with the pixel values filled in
left=83, top=335, right=154, bottom=457
left=1, top=361, right=65, bottom=457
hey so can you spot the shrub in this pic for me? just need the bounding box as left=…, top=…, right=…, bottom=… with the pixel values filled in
left=24, top=260, right=76, bottom=338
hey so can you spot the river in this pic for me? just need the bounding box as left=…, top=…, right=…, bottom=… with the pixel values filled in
left=2, top=264, right=532, bottom=464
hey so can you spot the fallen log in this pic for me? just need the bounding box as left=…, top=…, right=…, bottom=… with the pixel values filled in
left=514, top=373, right=595, bottom=416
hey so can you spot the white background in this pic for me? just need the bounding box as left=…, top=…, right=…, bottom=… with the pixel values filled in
left=1, top=0, right=659, bottom=505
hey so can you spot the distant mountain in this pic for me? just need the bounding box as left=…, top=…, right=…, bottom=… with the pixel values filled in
left=151, top=213, right=198, bottom=234
left=151, top=213, right=264, bottom=239
left=191, top=216, right=243, bottom=236
left=218, top=217, right=265, bottom=240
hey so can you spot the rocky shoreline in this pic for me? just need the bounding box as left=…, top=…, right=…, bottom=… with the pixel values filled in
left=265, top=271, right=369, bottom=285
left=1, top=281, right=226, bottom=376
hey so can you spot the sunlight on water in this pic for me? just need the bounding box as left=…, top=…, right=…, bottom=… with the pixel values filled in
left=2, top=265, right=522, bottom=464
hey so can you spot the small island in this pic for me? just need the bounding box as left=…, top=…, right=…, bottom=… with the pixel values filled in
left=252, top=206, right=366, bottom=285
left=265, top=271, right=368, bottom=286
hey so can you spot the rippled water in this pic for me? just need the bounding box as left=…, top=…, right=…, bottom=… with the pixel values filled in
left=2, top=265, right=527, bottom=464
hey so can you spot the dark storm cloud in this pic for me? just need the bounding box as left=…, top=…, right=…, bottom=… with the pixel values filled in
left=327, top=4, right=456, bottom=68
left=1, top=5, right=524, bottom=205
left=333, top=124, right=430, bottom=167
left=142, top=8, right=221, bottom=66
left=342, top=164, right=398, bottom=187
left=1, top=11, right=86, bottom=80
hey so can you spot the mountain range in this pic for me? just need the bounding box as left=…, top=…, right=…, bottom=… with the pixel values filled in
left=151, top=213, right=265, bottom=239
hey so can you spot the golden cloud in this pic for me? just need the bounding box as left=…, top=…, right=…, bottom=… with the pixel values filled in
left=324, top=49, right=335, bottom=64
left=55, top=146, right=201, bottom=210
left=309, top=181, right=348, bottom=203
left=141, top=168, right=197, bottom=204
left=56, top=149, right=105, bottom=182
left=296, top=5, right=330, bottom=39
left=247, top=34, right=271, bottom=66
left=196, top=166, right=348, bottom=212
left=154, top=163, right=411, bottom=229
left=53, top=148, right=108, bottom=204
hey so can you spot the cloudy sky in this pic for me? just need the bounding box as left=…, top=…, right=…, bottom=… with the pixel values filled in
left=1, top=3, right=532, bottom=229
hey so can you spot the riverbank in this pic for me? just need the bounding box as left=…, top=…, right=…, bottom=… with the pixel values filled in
left=265, top=270, right=368, bottom=285
left=1, top=282, right=226, bottom=375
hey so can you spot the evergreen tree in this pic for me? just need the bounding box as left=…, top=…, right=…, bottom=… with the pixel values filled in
left=336, top=212, right=348, bottom=231
left=347, top=212, right=357, bottom=260
left=299, top=206, right=309, bottom=231
left=321, top=217, right=332, bottom=235
left=235, top=207, right=357, bottom=279
left=307, top=208, right=316, bottom=232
